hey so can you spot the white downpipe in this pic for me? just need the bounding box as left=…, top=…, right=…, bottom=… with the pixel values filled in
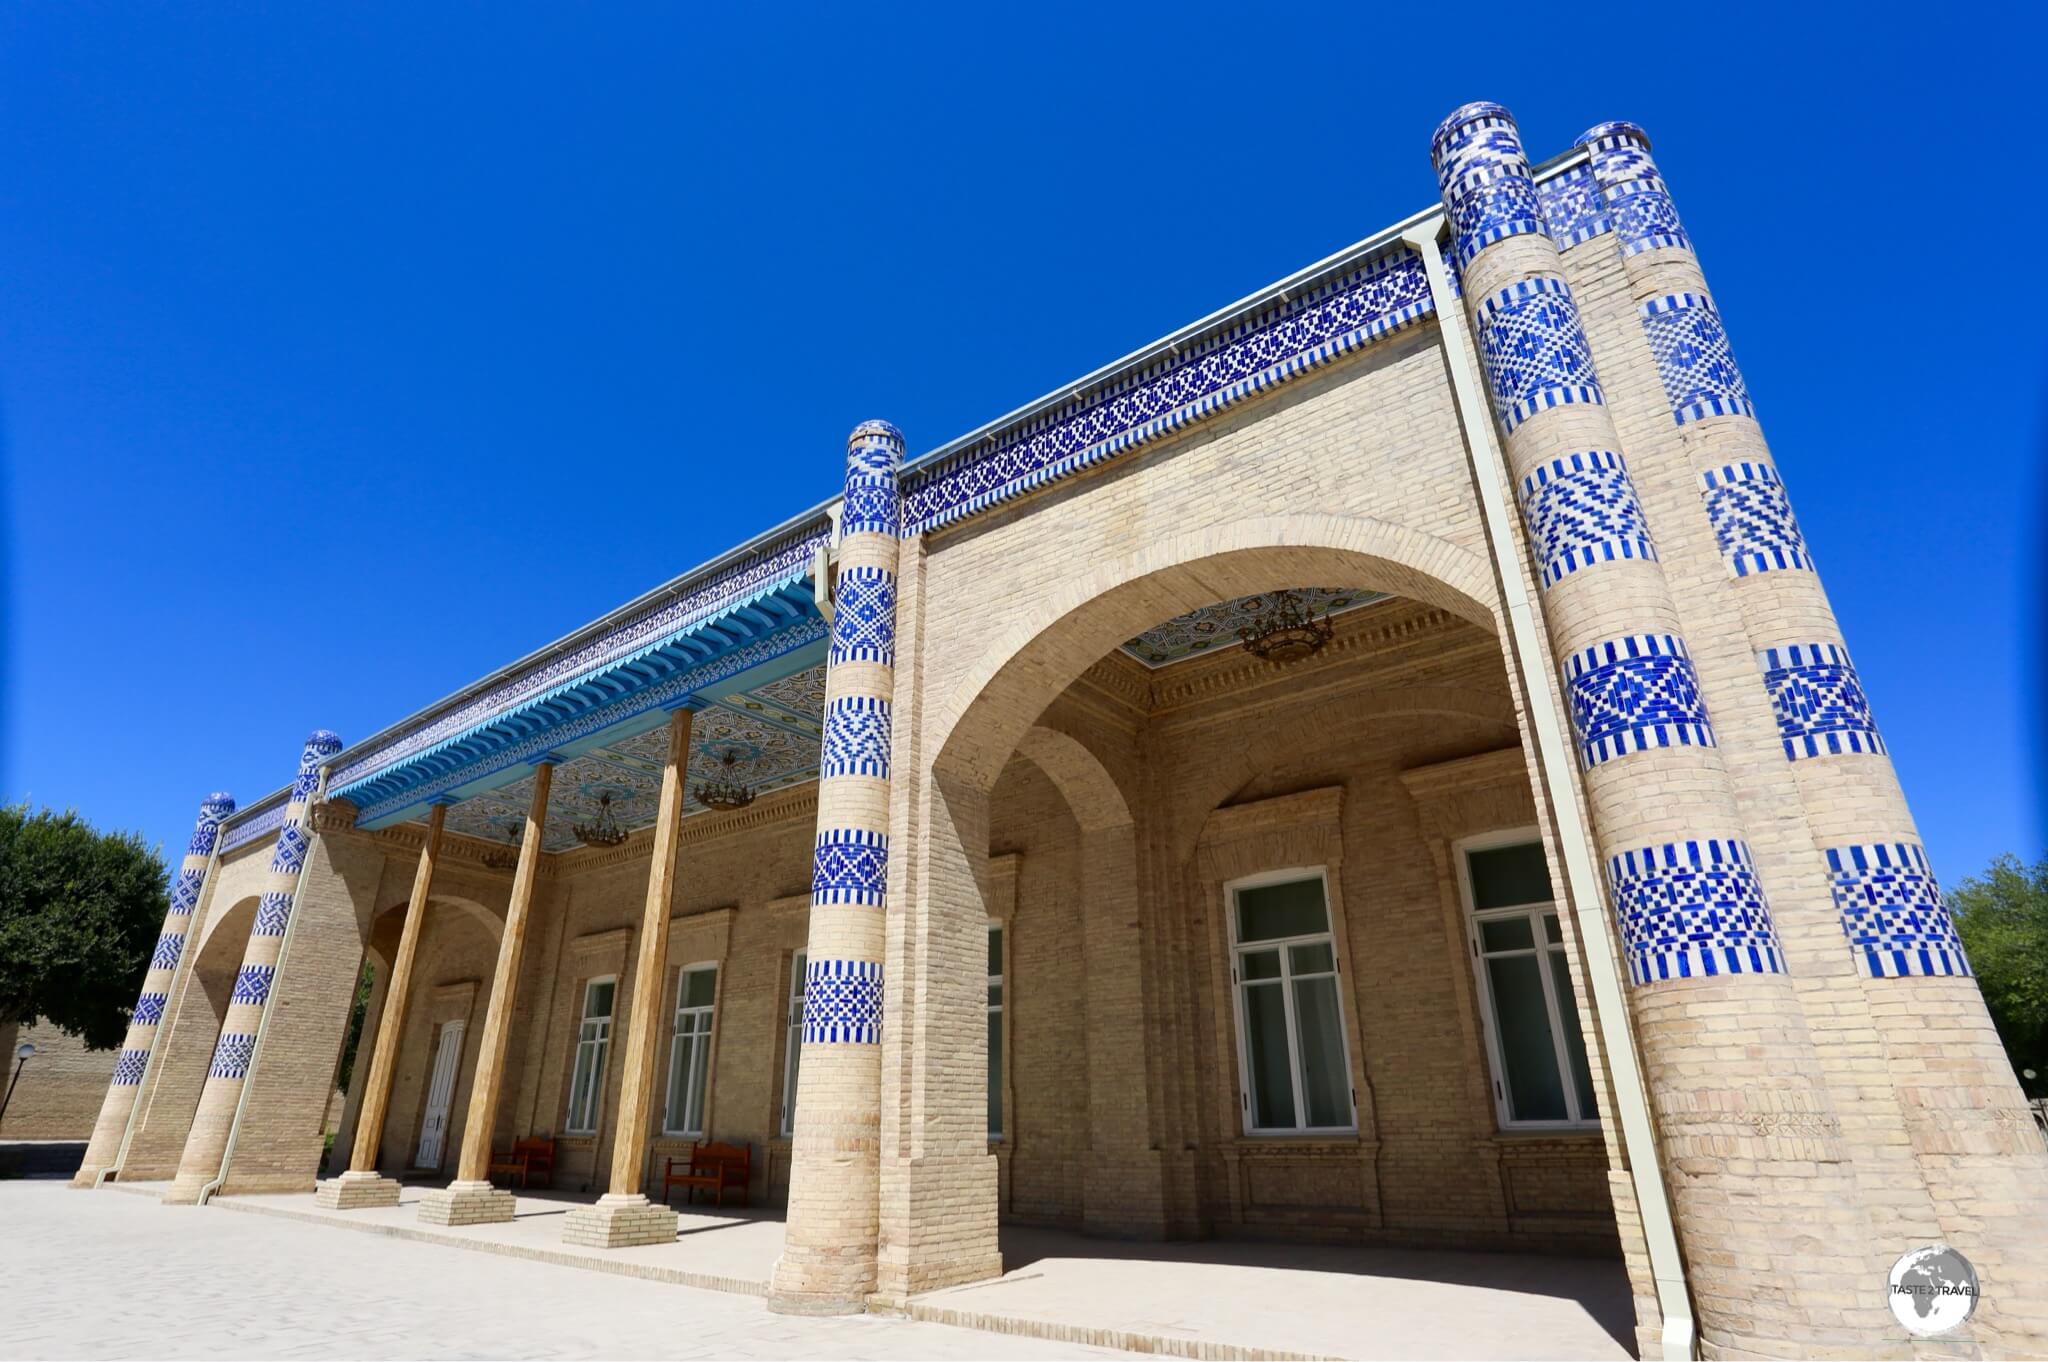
left=1401, top=223, right=1697, bottom=1362
left=96, top=833, right=228, bottom=1188
left=195, top=763, right=334, bottom=1207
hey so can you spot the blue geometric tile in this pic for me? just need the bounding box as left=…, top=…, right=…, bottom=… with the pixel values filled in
left=812, top=827, right=888, bottom=907
left=190, top=792, right=236, bottom=856
left=253, top=891, right=293, bottom=938
left=843, top=433, right=901, bottom=539
left=801, top=958, right=883, bottom=1045
left=1758, top=642, right=1886, bottom=761
left=1608, top=839, right=1784, bottom=985
left=820, top=695, right=891, bottom=780
left=1578, top=122, right=1691, bottom=257
left=1432, top=102, right=1528, bottom=190
left=132, top=992, right=169, bottom=1026
left=231, top=964, right=276, bottom=1006
left=1447, top=170, right=1541, bottom=270
left=1699, top=462, right=1811, bottom=577
left=1564, top=634, right=1715, bottom=770
left=112, top=1049, right=151, bottom=1086
left=1517, top=450, right=1658, bottom=587
left=1640, top=293, right=1753, bottom=425
left=900, top=248, right=1433, bottom=536
left=1476, top=277, right=1604, bottom=434
left=210, top=1032, right=258, bottom=1079
left=1536, top=163, right=1611, bottom=249
left=1825, top=842, right=1969, bottom=978
left=168, top=867, right=205, bottom=917
left=269, top=819, right=310, bottom=876
left=829, top=567, right=896, bottom=667
left=151, top=932, right=186, bottom=971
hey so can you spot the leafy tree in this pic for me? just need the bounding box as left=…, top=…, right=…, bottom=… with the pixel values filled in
left=333, top=961, right=376, bottom=1095
left=1949, top=853, right=2048, bottom=1099
left=0, top=803, right=169, bottom=1049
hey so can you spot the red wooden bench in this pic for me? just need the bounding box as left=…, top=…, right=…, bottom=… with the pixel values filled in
left=487, top=1136, right=556, bottom=1189
left=661, top=1141, right=750, bottom=1207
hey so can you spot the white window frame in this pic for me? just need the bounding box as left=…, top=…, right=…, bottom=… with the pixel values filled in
left=662, top=961, right=719, bottom=1138
left=987, top=920, right=1004, bottom=1140
left=780, top=949, right=806, bottom=1137
left=1455, top=828, right=1598, bottom=1132
left=564, top=974, right=616, bottom=1136
left=1225, top=867, right=1356, bottom=1137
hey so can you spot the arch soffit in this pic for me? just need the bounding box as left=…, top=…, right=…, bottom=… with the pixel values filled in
left=1012, top=724, right=1136, bottom=832
left=193, top=895, right=261, bottom=959
left=934, top=514, right=1500, bottom=791
left=368, top=892, right=505, bottom=941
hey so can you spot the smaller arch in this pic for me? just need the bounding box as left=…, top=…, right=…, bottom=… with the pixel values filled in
left=1012, top=725, right=1135, bottom=832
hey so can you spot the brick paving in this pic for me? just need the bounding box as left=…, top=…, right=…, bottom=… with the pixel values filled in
left=2, top=1182, right=1127, bottom=1360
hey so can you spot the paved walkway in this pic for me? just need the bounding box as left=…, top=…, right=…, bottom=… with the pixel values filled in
left=0, top=1181, right=1125, bottom=1360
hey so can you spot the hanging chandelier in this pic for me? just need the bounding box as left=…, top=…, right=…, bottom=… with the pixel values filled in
left=1238, top=589, right=1335, bottom=664
left=695, top=749, right=757, bottom=813
left=573, top=792, right=630, bottom=848
left=481, top=822, right=523, bottom=870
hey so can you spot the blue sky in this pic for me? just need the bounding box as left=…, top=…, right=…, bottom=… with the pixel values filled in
left=3, top=5, right=2043, bottom=883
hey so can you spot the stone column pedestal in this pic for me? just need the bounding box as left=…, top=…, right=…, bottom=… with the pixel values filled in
left=312, top=1169, right=402, bottom=1210
left=415, top=1178, right=517, bottom=1226
left=561, top=1193, right=679, bottom=1249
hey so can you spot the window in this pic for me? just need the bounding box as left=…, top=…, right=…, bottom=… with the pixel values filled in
left=781, top=950, right=806, bottom=1136
left=1461, top=836, right=1598, bottom=1128
left=1228, top=872, right=1354, bottom=1134
left=565, top=976, right=615, bottom=1135
left=663, top=964, right=718, bottom=1137
left=986, top=925, right=1004, bottom=1138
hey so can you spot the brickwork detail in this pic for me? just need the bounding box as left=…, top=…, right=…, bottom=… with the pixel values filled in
left=1825, top=842, right=1971, bottom=979
left=1758, top=642, right=1885, bottom=760
left=1563, top=634, right=1714, bottom=769
left=1517, top=450, right=1658, bottom=586
left=1698, top=462, right=1811, bottom=577
left=1608, top=840, right=1785, bottom=984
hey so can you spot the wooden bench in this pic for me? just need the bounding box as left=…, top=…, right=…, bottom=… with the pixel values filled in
left=486, top=1136, right=556, bottom=1190
left=661, top=1141, right=750, bottom=1208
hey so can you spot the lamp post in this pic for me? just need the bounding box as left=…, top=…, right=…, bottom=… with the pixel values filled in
left=0, top=1042, right=36, bottom=1126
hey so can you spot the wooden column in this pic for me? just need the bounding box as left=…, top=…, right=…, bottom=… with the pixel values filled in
left=315, top=800, right=447, bottom=1209
left=563, top=704, right=696, bottom=1249
left=417, top=760, right=553, bottom=1227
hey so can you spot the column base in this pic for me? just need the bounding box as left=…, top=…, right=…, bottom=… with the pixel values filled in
left=160, top=1173, right=213, bottom=1205
left=313, top=1170, right=402, bottom=1210
left=415, top=1179, right=516, bottom=1226
left=561, top=1193, right=679, bottom=1249
left=69, top=1165, right=110, bottom=1189
left=765, top=1287, right=871, bottom=1318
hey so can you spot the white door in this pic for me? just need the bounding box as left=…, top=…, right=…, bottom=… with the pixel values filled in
left=414, top=1021, right=466, bottom=1170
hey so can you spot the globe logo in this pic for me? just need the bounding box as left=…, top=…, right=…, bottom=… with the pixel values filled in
left=1887, top=1244, right=1978, bottom=1337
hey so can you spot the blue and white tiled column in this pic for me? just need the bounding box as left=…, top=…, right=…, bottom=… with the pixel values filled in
left=768, top=420, right=900, bottom=1315
left=165, top=730, right=342, bottom=1204
left=74, top=792, right=235, bottom=1186
left=1435, top=102, right=1869, bottom=1354
left=1581, top=120, right=2048, bottom=1348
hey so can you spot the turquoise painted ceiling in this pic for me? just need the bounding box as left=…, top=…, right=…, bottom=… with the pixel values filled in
left=1117, top=588, right=1387, bottom=668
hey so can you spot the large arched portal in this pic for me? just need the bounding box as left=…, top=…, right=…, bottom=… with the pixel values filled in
left=882, top=521, right=1635, bottom=1300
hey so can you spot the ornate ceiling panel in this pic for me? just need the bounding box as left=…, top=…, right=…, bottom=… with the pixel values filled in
left=1119, top=588, right=1388, bottom=668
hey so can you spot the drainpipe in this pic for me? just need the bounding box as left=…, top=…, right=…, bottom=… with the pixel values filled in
left=195, top=760, right=336, bottom=1206
left=1401, top=222, right=1697, bottom=1362
left=97, top=821, right=229, bottom=1188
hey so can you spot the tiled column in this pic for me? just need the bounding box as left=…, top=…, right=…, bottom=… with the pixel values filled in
left=1432, top=103, right=1872, bottom=1356
left=73, top=792, right=235, bottom=1187
left=768, top=420, right=900, bottom=1314
left=564, top=703, right=698, bottom=1249
left=165, top=731, right=342, bottom=1204
left=314, top=799, right=450, bottom=1210
left=1579, top=120, right=2048, bottom=1351
left=418, top=759, right=554, bottom=1227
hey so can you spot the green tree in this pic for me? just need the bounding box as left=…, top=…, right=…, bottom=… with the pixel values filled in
left=1949, top=853, right=2048, bottom=1099
left=333, top=961, right=376, bottom=1095
left=0, top=803, right=169, bottom=1050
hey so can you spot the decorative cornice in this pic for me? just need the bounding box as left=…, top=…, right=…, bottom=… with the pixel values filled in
left=1199, top=785, right=1345, bottom=849
left=1397, top=747, right=1529, bottom=800
left=1149, top=603, right=1482, bottom=716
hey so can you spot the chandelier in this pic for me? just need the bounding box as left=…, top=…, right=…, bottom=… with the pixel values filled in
left=573, top=792, right=630, bottom=848
left=1238, top=589, right=1335, bottom=664
left=695, top=749, right=756, bottom=813
left=481, top=822, right=523, bottom=870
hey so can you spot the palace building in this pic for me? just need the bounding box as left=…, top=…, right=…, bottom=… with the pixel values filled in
left=73, top=104, right=2048, bottom=1358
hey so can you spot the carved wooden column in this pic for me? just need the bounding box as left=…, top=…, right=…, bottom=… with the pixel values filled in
left=315, top=799, right=449, bottom=1209
left=564, top=704, right=698, bottom=1248
left=417, top=759, right=553, bottom=1226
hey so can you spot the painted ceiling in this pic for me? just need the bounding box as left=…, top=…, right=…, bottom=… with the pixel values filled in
left=425, top=589, right=1389, bottom=853
left=1118, top=588, right=1387, bottom=668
